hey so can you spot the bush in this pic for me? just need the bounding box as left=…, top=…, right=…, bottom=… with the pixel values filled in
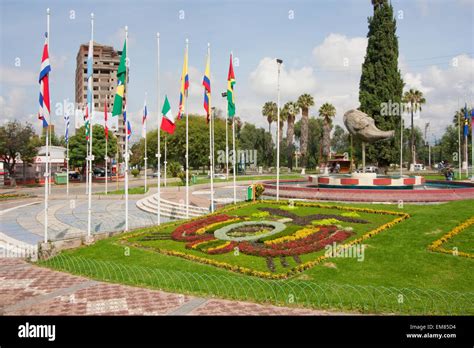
left=131, top=168, right=140, bottom=178
left=177, top=170, right=186, bottom=185
left=168, top=161, right=182, bottom=178
left=254, top=184, right=265, bottom=199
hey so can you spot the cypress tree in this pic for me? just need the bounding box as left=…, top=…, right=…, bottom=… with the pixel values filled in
left=359, top=0, right=404, bottom=168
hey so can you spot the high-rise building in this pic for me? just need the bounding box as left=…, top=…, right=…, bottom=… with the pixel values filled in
left=75, top=42, right=126, bottom=154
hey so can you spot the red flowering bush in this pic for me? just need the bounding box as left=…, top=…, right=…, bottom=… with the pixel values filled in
left=238, top=229, right=353, bottom=257
left=172, top=214, right=232, bottom=242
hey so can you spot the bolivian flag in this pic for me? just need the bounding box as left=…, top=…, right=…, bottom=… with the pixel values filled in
left=227, top=53, right=236, bottom=117
left=112, top=40, right=127, bottom=117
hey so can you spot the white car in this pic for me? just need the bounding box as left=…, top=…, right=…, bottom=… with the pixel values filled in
left=208, top=173, right=227, bottom=180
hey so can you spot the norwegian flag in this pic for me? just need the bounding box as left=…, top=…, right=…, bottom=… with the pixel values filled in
left=38, top=33, right=51, bottom=128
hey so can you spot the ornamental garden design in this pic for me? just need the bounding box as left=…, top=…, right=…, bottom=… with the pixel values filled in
left=124, top=200, right=409, bottom=279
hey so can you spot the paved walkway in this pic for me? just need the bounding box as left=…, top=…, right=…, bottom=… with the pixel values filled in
left=0, top=258, right=339, bottom=316
left=0, top=198, right=171, bottom=248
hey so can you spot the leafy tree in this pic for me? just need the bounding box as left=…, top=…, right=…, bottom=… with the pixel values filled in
left=402, top=88, right=426, bottom=166
left=359, top=0, right=404, bottom=168
left=239, top=122, right=274, bottom=167
left=0, top=121, right=40, bottom=186
left=139, top=115, right=227, bottom=172
left=318, top=102, right=336, bottom=162
left=295, top=117, right=324, bottom=168
left=40, top=127, right=65, bottom=147
left=68, top=125, right=117, bottom=175
left=296, top=93, right=315, bottom=167
left=331, top=125, right=350, bottom=154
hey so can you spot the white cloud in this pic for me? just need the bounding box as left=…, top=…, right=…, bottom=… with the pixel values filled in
left=0, top=66, right=36, bottom=86
left=249, top=57, right=316, bottom=98
left=402, top=54, right=474, bottom=140
left=312, top=33, right=367, bottom=70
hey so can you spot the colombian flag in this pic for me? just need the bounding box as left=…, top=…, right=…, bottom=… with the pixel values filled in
left=227, top=53, right=236, bottom=117
left=177, top=45, right=189, bottom=120
left=203, top=51, right=211, bottom=123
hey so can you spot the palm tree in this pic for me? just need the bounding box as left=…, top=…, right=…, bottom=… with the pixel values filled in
left=262, top=101, right=277, bottom=135
left=296, top=94, right=315, bottom=167
left=318, top=103, right=336, bottom=162
left=402, top=89, right=426, bottom=168
left=283, top=102, right=298, bottom=169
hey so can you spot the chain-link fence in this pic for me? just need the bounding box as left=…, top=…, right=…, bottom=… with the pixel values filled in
left=40, top=254, right=474, bottom=315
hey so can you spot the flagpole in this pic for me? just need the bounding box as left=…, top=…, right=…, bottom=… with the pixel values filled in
left=156, top=32, right=161, bottom=225
left=471, top=105, right=474, bottom=181
left=144, top=92, right=148, bottom=193
left=207, top=43, right=214, bottom=213
left=400, top=113, right=403, bottom=177
left=185, top=38, right=189, bottom=218
left=66, top=135, right=69, bottom=197
left=164, top=135, right=167, bottom=186
left=458, top=107, right=461, bottom=179
left=232, top=114, right=236, bottom=204
left=225, top=116, right=229, bottom=179
left=231, top=51, right=236, bottom=204
left=105, top=104, right=108, bottom=195
left=87, top=12, right=94, bottom=241
left=124, top=25, right=129, bottom=232
left=276, top=59, right=282, bottom=201
left=43, top=7, right=50, bottom=243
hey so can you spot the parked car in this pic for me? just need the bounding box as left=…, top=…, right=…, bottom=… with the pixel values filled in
left=208, top=173, right=227, bottom=180
left=93, top=167, right=111, bottom=177
left=414, top=163, right=425, bottom=171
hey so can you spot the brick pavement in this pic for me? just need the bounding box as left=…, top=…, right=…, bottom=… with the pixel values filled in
left=0, top=258, right=341, bottom=316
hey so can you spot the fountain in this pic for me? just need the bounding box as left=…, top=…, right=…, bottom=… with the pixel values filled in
left=261, top=109, right=474, bottom=202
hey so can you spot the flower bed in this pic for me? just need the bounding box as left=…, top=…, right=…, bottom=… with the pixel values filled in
left=427, top=217, right=474, bottom=259
left=125, top=200, right=409, bottom=279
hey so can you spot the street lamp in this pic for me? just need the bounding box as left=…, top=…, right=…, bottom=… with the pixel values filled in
left=276, top=58, right=283, bottom=201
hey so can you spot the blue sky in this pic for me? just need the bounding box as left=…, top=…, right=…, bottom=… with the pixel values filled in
left=1, top=0, right=473, bottom=143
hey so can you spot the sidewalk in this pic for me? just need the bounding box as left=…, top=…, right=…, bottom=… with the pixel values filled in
left=0, top=258, right=341, bottom=316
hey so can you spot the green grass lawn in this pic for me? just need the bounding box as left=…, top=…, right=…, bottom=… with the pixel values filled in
left=443, top=224, right=474, bottom=256
left=39, top=199, right=474, bottom=315
left=98, top=186, right=149, bottom=195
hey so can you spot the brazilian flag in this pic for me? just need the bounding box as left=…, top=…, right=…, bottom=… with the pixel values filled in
left=112, top=40, right=127, bottom=117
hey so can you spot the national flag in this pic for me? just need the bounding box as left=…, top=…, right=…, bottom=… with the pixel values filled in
left=64, top=113, right=70, bottom=144
left=161, top=95, right=176, bottom=134
left=203, top=52, right=211, bottom=123
left=38, top=33, right=51, bottom=128
left=464, top=104, right=469, bottom=137
left=227, top=53, right=236, bottom=117
left=127, top=119, right=132, bottom=140
left=104, top=102, right=109, bottom=140
left=177, top=46, right=189, bottom=120
left=85, top=39, right=94, bottom=140
left=112, top=40, right=127, bottom=117
left=141, top=101, right=147, bottom=138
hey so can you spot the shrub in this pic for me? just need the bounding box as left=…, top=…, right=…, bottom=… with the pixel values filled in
left=131, top=168, right=140, bottom=177
left=254, top=184, right=265, bottom=199
left=168, top=161, right=182, bottom=177
left=177, top=170, right=186, bottom=185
